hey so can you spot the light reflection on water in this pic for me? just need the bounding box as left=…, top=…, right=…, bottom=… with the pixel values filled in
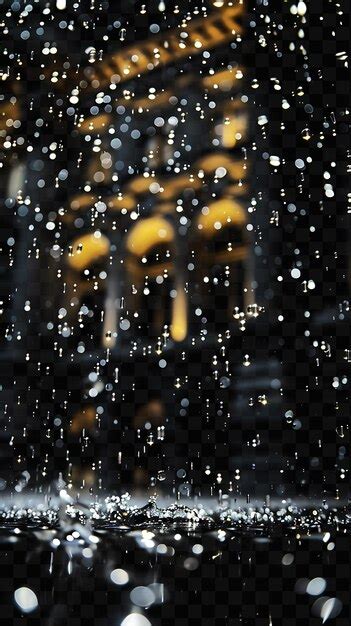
left=1, top=493, right=351, bottom=531
left=0, top=497, right=349, bottom=625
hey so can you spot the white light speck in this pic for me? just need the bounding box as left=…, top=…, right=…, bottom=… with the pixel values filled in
left=121, top=614, right=151, bottom=626
left=110, top=568, right=129, bottom=585
left=14, top=587, right=38, bottom=613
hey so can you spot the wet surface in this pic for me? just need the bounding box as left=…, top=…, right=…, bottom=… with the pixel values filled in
left=0, top=496, right=351, bottom=625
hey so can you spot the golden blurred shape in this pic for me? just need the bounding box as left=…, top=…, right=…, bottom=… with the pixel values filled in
left=67, top=232, right=110, bottom=271
left=126, top=215, right=174, bottom=257
left=197, top=198, right=246, bottom=236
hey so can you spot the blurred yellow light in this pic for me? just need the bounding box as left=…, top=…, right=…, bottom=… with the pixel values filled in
left=171, top=287, right=187, bottom=342
left=67, top=232, right=110, bottom=271
left=126, top=216, right=174, bottom=257
left=197, top=198, right=246, bottom=236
